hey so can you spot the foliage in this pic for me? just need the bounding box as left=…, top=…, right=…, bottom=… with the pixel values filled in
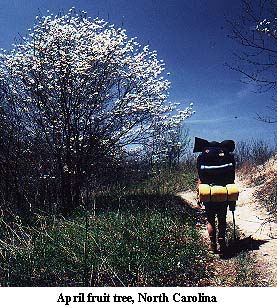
left=0, top=9, right=193, bottom=213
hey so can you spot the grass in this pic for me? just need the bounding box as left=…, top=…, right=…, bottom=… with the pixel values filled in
left=233, top=252, right=265, bottom=286
left=268, top=189, right=277, bottom=221
left=0, top=158, right=270, bottom=287
left=206, top=222, right=269, bottom=287
left=210, top=251, right=266, bottom=287
left=0, top=208, right=209, bottom=287
left=236, top=139, right=277, bottom=221
left=238, top=159, right=277, bottom=222
left=106, top=163, right=198, bottom=197
left=0, top=166, right=211, bottom=287
left=256, top=173, right=277, bottom=222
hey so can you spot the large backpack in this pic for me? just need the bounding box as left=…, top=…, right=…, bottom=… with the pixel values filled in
left=194, top=138, right=236, bottom=186
left=197, top=147, right=235, bottom=185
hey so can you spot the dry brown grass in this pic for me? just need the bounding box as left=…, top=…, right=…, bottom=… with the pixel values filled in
left=238, top=153, right=277, bottom=220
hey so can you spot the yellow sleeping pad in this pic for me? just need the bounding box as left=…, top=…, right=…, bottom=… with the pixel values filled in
left=198, top=184, right=211, bottom=202
left=226, top=184, right=239, bottom=201
left=210, top=185, right=228, bottom=202
left=198, top=183, right=239, bottom=202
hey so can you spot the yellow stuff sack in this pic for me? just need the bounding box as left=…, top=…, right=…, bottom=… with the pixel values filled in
left=226, top=184, right=239, bottom=201
left=210, top=186, right=228, bottom=202
left=198, top=184, right=211, bottom=202
left=198, top=184, right=239, bottom=202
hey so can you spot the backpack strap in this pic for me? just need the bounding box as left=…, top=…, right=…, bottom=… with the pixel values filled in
left=200, top=163, right=233, bottom=170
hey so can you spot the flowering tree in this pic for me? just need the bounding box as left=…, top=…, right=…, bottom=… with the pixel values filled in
left=0, top=9, right=193, bottom=212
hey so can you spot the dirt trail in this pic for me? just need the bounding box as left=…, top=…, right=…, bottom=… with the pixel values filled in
left=177, top=178, right=277, bottom=286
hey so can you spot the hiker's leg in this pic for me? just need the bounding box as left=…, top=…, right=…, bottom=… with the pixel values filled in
left=217, top=205, right=228, bottom=253
left=205, top=204, right=217, bottom=251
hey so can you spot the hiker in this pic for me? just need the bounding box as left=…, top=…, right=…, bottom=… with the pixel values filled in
left=194, top=137, right=236, bottom=254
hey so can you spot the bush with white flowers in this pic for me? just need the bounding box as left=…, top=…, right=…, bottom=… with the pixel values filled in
left=0, top=9, right=193, bottom=210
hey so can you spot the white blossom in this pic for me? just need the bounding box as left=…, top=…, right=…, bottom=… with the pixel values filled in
left=0, top=8, right=194, bottom=162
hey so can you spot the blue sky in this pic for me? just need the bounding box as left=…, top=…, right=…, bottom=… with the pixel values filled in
left=0, top=0, right=276, bottom=146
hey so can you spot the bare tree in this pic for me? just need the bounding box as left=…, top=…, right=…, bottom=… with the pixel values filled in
left=227, top=0, right=277, bottom=123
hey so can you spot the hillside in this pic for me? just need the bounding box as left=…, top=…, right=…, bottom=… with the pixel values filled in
left=235, top=155, right=277, bottom=285
left=240, top=154, right=277, bottom=219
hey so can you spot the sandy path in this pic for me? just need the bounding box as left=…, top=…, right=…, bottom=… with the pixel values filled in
left=177, top=179, right=277, bottom=286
